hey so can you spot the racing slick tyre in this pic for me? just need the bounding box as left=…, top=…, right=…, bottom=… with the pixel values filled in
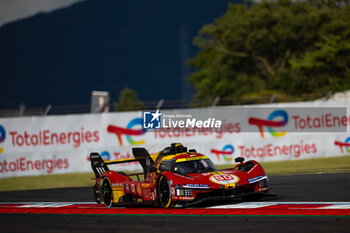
left=101, top=177, right=113, bottom=208
left=157, top=175, right=172, bottom=208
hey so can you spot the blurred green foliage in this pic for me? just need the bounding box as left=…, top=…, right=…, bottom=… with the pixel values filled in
left=189, top=0, right=350, bottom=104
left=113, top=87, right=144, bottom=111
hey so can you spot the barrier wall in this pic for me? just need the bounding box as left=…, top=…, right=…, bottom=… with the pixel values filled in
left=0, top=101, right=349, bottom=178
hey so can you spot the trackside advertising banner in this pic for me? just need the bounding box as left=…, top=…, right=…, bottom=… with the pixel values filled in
left=0, top=101, right=349, bottom=178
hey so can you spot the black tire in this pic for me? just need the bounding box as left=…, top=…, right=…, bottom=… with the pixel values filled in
left=157, top=175, right=172, bottom=208
left=101, top=178, right=113, bottom=207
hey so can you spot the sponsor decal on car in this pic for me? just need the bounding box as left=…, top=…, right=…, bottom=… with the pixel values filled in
left=137, top=185, right=142, bottom=196
left=247, top=175, right=266, bottom=184
left=112, top=183, right=123, bottom=186
left=143, top=189, right=150, bottom=199
left=183, top=184, right=210, bottom=189
left=150, top=191, right=155, bottom=200
left=201, top=173, right=211, bottom=176
left=170, top=187, right=175, bottom=196
left=179, top=196, right=195, bottom=200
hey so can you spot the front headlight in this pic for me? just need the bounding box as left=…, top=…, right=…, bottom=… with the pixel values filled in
left=176, top=188, right=193, bottom=196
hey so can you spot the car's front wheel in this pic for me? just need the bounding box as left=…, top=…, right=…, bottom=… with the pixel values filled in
left=157, top=175, right=172, bottom=208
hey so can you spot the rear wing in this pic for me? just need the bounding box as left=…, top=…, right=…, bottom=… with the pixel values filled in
left=90, top=152, right=109, bottom=178
left=132, top=147, right=154, bottom=175
left=90, top=148, right=154, bottom=178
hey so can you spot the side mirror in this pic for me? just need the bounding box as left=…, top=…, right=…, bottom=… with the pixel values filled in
left=235, top=157, right=245, bottom=163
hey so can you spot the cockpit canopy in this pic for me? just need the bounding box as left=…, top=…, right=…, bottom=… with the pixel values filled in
left=159, top=158, right=216, bottom=174
left=175, top=159, right=216, bottom=174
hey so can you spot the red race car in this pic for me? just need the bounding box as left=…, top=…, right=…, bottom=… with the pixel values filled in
left=90, top=143, right=269, bottom=208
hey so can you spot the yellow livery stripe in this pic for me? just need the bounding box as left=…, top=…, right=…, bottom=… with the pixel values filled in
left=176, top=156, right=208, bottom=163
left=105, top=158, right=138, bottom=164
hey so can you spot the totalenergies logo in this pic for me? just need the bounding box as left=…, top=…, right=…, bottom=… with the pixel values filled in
left=100, top=151, right=112, bottom=160
left=248, top=110, right=288, bottom=138
left=210, top=144, right=234, bottom=161
left=334, top=137, right=350, bottom=153
left=86, top=151, right=112, bottom=162
left=0, top=125, right=6, bottom=153
left=107, top=118, right=147, bottom=146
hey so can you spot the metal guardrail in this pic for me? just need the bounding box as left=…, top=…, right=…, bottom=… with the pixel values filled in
left=0, top=99, right=210, bottom=117
left=0, top=95, right=329, bottom=117
left=0, top=105, right=91, bottom=117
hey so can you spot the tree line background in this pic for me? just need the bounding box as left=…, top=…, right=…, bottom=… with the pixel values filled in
left=188, top=0, right=350, bottom=105
left=116, top=0, right=350, bottom=110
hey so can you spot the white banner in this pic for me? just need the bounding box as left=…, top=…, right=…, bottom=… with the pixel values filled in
left=0, top=101, right=349, bottom=177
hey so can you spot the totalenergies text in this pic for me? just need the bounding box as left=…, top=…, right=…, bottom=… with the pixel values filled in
left=9, top=128, right=99, bottom=149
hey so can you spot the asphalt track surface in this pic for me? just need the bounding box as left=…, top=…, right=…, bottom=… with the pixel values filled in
left=1, top=172, right=350, bottom=233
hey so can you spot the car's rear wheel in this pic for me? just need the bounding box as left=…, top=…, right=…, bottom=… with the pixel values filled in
left=157, top=175, right=172, bottom=208
left=101, top=178, right=113, bottom=207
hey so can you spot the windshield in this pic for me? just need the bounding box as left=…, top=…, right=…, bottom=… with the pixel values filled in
left=173, top=159, right=216, bottom=174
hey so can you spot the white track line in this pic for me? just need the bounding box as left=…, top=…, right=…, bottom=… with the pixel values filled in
left=207, top=202, right=350, bottom=209
left=0, top=202, right=96, bottom=205
left=19, top=204, right=73, bottom=208
left=1, top=202, right=350, bottom=209
left=316, top=204, right=350, bottom=209
left=208, top=203, right=274, bottom=209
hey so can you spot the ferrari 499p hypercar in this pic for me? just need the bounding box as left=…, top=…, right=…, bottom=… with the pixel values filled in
left=90, top=143, right=269, bottom=208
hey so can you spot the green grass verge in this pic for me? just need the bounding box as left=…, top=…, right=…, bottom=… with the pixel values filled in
left=0, top=172, right=96, bottom=192
left=0, top=156, right=349, bottom=192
